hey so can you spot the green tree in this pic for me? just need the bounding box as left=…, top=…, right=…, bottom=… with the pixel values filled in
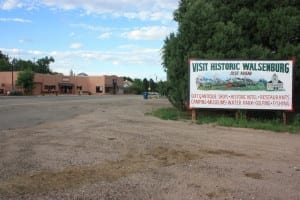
left=16, top=69, right=35, bottom=95
left=36, top=56, right=54, bottom=73
left=0, top=51, right=11, bottom=71
left=129, top=78, right=144, bottom=94
left=11, top=59, right=35, bottom=71
left=162, top=0, right=300, bottom=110
left=124, top=76, right=133, bottom=82
left=143, top=78, right=149, bottom=91
left=0, top=52, right=56, bottom=74
left=162, top=33, right=187, bottom=110
left=149, top=78, right=156, bottom=92
left=156, top=80, right=168, bottom=96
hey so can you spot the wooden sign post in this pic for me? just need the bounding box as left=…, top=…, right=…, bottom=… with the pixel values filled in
left=192, top=109, right=197, bottom=121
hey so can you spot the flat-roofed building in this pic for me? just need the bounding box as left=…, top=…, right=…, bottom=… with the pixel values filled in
left=0, top=72, right=124, bottom=95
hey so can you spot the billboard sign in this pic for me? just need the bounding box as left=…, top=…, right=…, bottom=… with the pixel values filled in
left=189, top=60, right=293, bottom=110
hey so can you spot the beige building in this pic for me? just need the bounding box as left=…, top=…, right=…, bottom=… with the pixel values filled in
left=0, top=71, right=124, bottom=95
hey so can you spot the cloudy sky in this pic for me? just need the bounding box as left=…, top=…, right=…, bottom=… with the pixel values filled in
left=0, top=0, right=179, bottom=80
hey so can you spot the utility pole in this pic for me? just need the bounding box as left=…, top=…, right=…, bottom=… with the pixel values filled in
left=11, top=60, right=14, bottom=92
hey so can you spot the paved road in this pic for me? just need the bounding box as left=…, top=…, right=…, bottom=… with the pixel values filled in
left=0, top=95, right=137, bottom=130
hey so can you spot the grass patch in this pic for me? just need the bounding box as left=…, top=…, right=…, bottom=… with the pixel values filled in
left=149, top=107, right=300, bottom=133
left=154, top=107, right=181, bottom=120
left=197, top=115, right=300, bottom=133
left=150, top=107, right=182, bottom=120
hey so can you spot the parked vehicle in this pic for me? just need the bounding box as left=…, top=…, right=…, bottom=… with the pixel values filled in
left=148, top=92, right=160, bottom=99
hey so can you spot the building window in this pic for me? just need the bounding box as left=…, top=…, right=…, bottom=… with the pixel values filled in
left=44, top=85, right=56, bottom=91
left=77, top=86, right=82, bottom=90
left=96, top=86, right=103, bottom=93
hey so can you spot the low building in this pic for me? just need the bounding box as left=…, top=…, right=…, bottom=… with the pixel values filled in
left=0, top=71, right=124, bottom=95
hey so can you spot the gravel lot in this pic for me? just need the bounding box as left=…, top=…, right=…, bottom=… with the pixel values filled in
left=0, top=95, right=299, bottom=200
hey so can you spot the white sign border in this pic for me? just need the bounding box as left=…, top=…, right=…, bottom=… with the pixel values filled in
left=189, top=59, right=294, bottom=111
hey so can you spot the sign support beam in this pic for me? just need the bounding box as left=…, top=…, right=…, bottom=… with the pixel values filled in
left=192, top=109, right=197, bottom=121
left=282, top=111, right=287, bottom=125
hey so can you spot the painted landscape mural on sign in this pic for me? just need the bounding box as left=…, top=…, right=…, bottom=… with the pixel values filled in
left=189, top=60, right=293, bottom=110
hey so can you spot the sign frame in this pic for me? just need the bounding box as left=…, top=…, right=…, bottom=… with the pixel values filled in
left=189, top=59, right=294, bottom=111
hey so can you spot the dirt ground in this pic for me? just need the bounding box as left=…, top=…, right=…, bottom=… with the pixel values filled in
left=0, top=95, right=299, bottom=200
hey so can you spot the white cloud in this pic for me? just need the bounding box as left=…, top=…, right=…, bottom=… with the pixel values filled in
left=112, top=61, right=119, bottom=65
left=123, top=11, right=173, bottom=22
left=1, top=0, right=178, bottom=22
left=70, top=43, right=82, bottom=49
left=48, top=47, right=163, bottom=77
left=18, top=38, right=32, bottom=44
left=149, top=11, right=173, bottom=22
left=0, top=0, right=42, bottom=10
left=50, top=51, right=58, bottom=56
left=18, top=39, right=25, bottom=44
left=0, top=0, right=21, bottom=10
left=0, top=17, right=32, bottom=23
left=1, top=46, right=160, bottom=66
left=98, top=32, right=112, bottom=39
left=68, top=32, right=82, bottom=40
left=28, top=50, right=42, bottom=55
left=70, top=23, right=111, bottom=32
left=42, top=0, right=178, bottom=11
left=122, top=26, right=175, bottom=40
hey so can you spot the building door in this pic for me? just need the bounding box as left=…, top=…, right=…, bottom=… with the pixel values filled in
left=59, top=83, right=73, bottom=94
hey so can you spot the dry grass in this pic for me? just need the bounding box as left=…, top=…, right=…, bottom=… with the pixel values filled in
left=0, top=158, right=143, bottom=197
left=0, top=146, right=249, bottom=197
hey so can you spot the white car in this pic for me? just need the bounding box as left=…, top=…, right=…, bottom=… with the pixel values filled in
left=148, top=92, right=160, bottom=99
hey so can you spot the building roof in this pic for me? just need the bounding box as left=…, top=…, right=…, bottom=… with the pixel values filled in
left=78, top=72, right=88, bottom=76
